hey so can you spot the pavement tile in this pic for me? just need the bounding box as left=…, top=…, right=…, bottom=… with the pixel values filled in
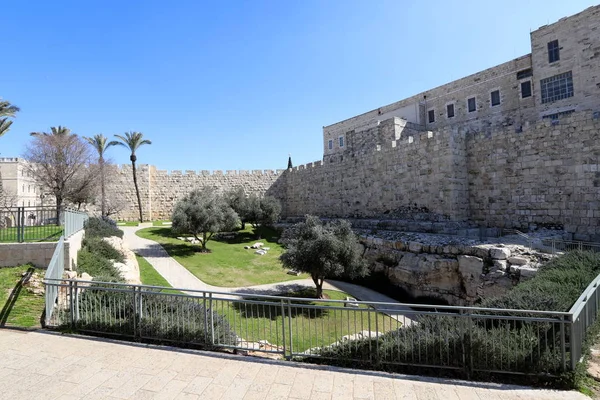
left=0, top=326, right=590, bottom=400
left=182, top=375, right=212, bottom=395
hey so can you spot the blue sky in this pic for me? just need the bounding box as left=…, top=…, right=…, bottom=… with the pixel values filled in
left=1, top=0, right=597, bottom=171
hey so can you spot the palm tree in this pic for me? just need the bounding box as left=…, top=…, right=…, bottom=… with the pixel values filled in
left=0, top=98, right=20, bottom=138
left=30, top=125, right=72, bottom=137
left=84, top=134, right=115, bottom=217
left=109, top=132, right=151, bottom=222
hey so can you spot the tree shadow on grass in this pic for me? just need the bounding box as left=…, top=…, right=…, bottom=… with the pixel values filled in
left=214, top=227, right=280, bottom=245
left=0, top=267, right=34, bottom=327
left=231, top=286, right=329, bottom=320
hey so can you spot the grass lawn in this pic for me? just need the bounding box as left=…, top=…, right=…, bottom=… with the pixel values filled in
left=136, top=226, right=307, bottom=287
left=152, top=220, right=171, bottom=227
left=0, top=265, right=45, bottom=328
left=136, top=254, right=182, bottom=295
left=218, top=288, right=399, bottom=353
left=0, top=225, right=63, bottom=243
left=116, top=221, right=139, bottom=227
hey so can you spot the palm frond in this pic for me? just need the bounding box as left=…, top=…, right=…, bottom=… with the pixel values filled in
left=0, top=118, right=13, bottom=138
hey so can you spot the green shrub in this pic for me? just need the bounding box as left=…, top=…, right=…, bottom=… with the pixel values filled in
left=84, top=217, right=123, bottom=239
left=82, top=237, right=125, bottom=263
left=76, top=249, right=123, bottom=281
left=71, top=288, right=236, bottom=347
left=305, top=251, right=600, bottom=386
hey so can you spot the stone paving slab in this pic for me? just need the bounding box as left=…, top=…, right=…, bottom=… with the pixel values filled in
left=0, top=329, right=587, bottom=400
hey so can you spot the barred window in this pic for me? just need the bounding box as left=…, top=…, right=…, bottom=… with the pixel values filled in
left=467, top=97, right=476, bottom=112
left=548, top=40, right=560, bottom=63
left=328, top=140, right=333, bottom=150
left=521, top=81, right=532, bottom=98
left=446, top=104, right=455, bottom=118
left=339, top=136, right=344, bottom=147
left=490, top=90, right=500, bottom=106
left=540, top=71, right=573, bottom=104
left=428, top=109, right=435, bottom=123
left=516, top=68, right=532, bottom=80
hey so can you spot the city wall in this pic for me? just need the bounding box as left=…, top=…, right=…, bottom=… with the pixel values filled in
left=109, top=166, right=282, bottom=221
left=107, top=111, right=600, bottom=241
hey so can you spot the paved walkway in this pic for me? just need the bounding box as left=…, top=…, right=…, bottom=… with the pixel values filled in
left=122, top=225, right=415, bottom=323
left=0, top=329, right=587, bottom=400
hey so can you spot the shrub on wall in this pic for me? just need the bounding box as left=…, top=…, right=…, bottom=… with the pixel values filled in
left=76, top=248, right=123, bottom=282
left=82, top=237, right=125, bottom=263
left=84, top=217, right=123, bottom=239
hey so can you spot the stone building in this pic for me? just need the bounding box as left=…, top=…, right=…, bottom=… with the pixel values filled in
left=322, top=5, right=600, bottom=160
left=0, top=158, right=42, bottom=207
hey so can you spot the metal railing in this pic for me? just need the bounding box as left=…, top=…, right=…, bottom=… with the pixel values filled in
left=64, top=209, right=88, bottom=238
left=539, top=238, right=600, bottom=255
left=0, top=206, right=63, bottom=242
left=42, top=278, right=596, bottom=377
left=0, top=207, right=88, bottom=242
left=44, top=237, right=65, bottom=325
left=569, top=273, right=600, bottom=369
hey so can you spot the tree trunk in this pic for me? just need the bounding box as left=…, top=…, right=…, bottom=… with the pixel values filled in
left=132, top=159, right=143, bottom=222
left=202, top=231, right=207, bottom=250
left=312, top=275, right=324, bottom=299
left=55, top=194, right=62, bottom=225
left=100, top=157, right=106, bottom=217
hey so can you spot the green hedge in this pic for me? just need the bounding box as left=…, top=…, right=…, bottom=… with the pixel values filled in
left=71, top=288, right=236, bottom=347
left=84, top=217, right=123, bottom=239
left=306, top=251, right=600, bottom=386
left=82, top=237, right=125, bottom=263
left=76, top=249, right=123, bottom=281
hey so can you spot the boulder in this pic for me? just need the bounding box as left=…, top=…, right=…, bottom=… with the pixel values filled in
left=408, top=242, right=422, bottom=253
left=457, top=255, right=484, bottom=278
left=493, top=260, right=508, bottom=271
left=508, top=256, right=528, bottom=266
left=251, top=242, right=265, bottom=249
left=515, top=266, right=537, bottom=279
left=457, top=255, right=483, bottom=298
left=80, top=272, right=92, bottom=281
left=255, top=249, right=267, bottom=255
left=490, top=247, right=511, bottom=260
left=65, top=270, right=77, bottom=279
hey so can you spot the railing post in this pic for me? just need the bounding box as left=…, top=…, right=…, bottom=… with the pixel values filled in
left=281, top=299, right=287, bottom=359
left=132, top=286, right=138, bottom=339
left=203, top=292, right=209, bottom=345
left=287, top=299, right=293, bottom=359
left=69, top=280, right=75, bottom=329
left=560, top=316, right=567, bottom=371
left=570, top=316, right=578, bottom=371
left=73, top=280, right=79, bottom=326
left=209, top=293, right=214, bottom=345
left=368, top=309, right=372, bottom=363
left=17, top=207, right=24, bottom=242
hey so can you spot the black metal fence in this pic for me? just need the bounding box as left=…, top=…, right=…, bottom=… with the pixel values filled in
left=0, top=206, right=63, bottom=243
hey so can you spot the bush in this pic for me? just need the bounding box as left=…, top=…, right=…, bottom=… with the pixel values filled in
left=82, top=237, right=125, bottom=263
left=71, top=288, right=237, bottom=347
left=305, top=251, right=600, bottom=386
left=84, top=217, right=123, bottom=239
left=76, top=249, right=123, bottom=281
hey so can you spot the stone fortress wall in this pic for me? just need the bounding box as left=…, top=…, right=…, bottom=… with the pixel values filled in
left=109, top=165, right=282, bottom=221
left=268, top=110, right=600, bottom=241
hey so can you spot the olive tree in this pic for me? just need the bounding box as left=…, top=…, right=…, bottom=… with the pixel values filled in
left=279, top=215, right=368, bottom=298
left=245, top=194, right=281, bottom=237
left=171, top=188, right=239, bottom=252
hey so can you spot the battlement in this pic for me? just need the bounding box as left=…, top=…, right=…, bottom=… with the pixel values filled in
left=150, top=168, right=284, bottom=177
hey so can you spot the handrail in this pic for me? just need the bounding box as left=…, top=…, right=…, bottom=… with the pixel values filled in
left=42, top=278, right=571, bottom=317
